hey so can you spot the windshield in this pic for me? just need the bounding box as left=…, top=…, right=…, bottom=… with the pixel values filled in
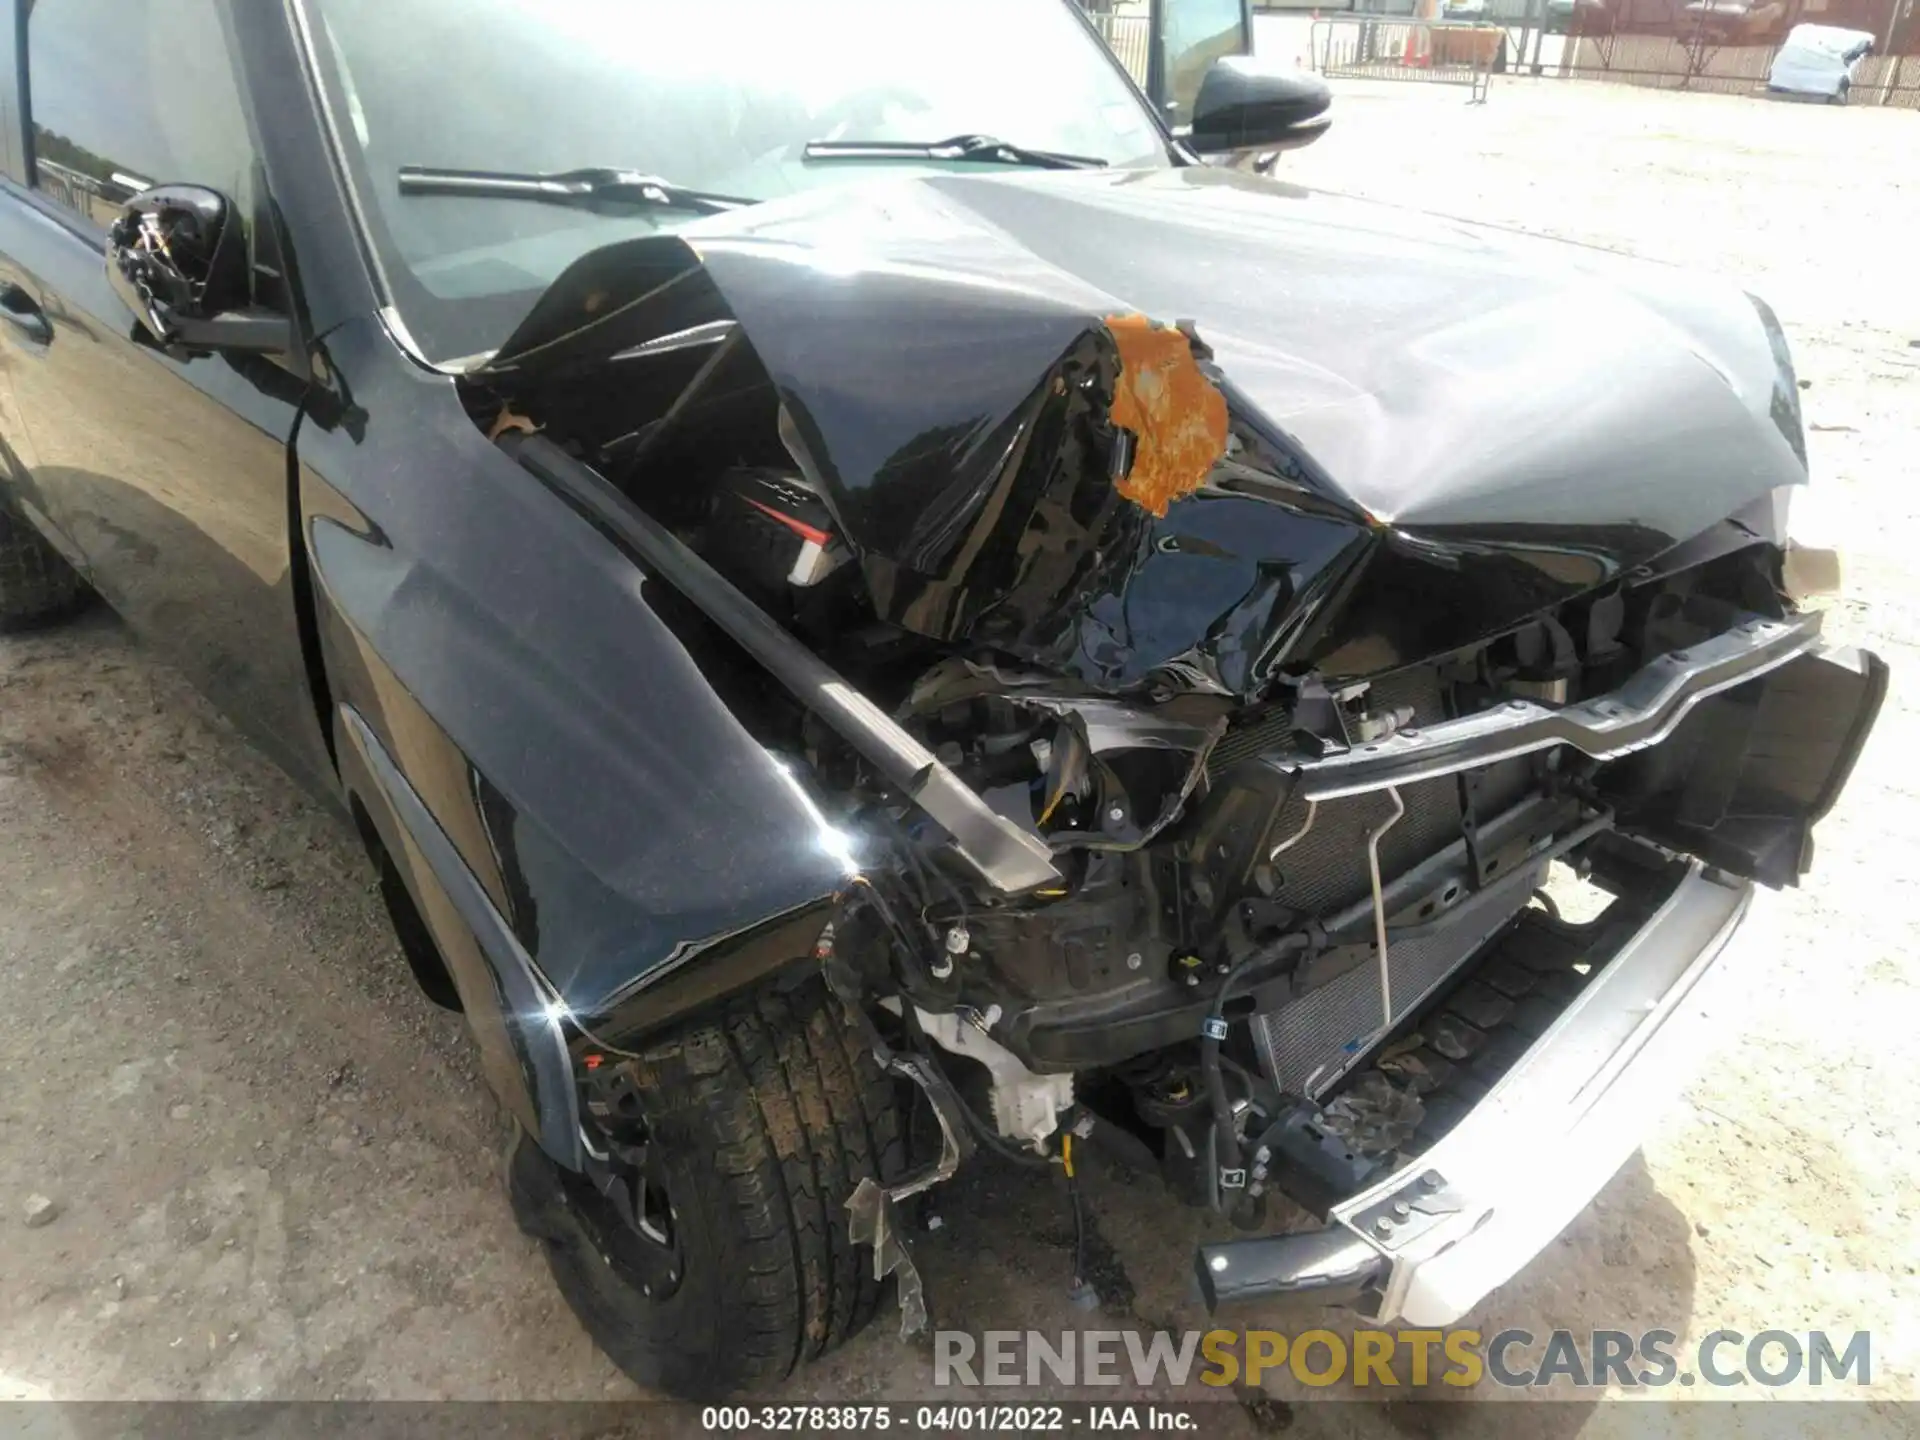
left=307, top=0, right=1171, bottom=364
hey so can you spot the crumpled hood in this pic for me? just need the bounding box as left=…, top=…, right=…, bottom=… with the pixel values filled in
left=965, top=169, right=1805, bottom=528
left=488, top=166, right=1807, bottom=693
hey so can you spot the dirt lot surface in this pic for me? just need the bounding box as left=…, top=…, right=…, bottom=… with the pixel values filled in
left=3, top=74, right=1917, bottom=1436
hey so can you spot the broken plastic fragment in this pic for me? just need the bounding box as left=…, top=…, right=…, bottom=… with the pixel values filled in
left=823, top=986, right=965, bottom=1339
left=486, top=405, right=539, bottom=442
left=1102, top=313, right=1229, bottom=517
left=846, top=1177, right=929, bottom=1337
left=1317, top=1072, right=1425, bottom=1158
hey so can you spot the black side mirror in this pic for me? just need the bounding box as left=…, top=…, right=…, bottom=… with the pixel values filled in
left=107, top=185, right=291, bottom=357
left=1146, top=0, right=1256, bottom=123
left=1188, top=57, right=1334, bottom=156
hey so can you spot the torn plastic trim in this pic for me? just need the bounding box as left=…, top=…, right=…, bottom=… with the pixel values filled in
left=1014, top=694, right=1228, bottom=851
left=899, top=657, right=1231, bottom=850
left=826, top=965, right=970, bottom=1338
left=505, top=433, right=1060, bottom=895
left=1013, top=693, right=1226, bottom=761
left=1287, top=611, right=1823, bottom=802
left=844, top=1051, right=966, bottom=1338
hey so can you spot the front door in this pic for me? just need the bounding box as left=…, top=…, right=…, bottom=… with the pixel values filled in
left=0, top=0, right=332, bottom=791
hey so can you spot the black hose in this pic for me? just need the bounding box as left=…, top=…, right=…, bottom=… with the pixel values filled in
left=1201, top=1028, right=1241, bottom=1189
left=1199, top=935, right=1311, bottom=1199
left=1068, top=1169, right=1088, bottom=1287
left=872, top=812, right=937, bottom=913
left=877, top=807, right=974, bottom=920
left=1217, top=1053, right=1281, bottom=1116
left=851, top=877, right=936, bottom=992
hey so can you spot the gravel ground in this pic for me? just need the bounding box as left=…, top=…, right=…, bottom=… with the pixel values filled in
left=2, top=75, right=1916, bottom=1435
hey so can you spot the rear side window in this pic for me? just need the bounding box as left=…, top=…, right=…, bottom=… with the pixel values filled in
left=26, top=0, right=255, bottom=230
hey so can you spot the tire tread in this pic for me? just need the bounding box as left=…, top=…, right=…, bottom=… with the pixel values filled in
left=0, top=509, right=87, bottom=632
left=515, top=972, right=904, bottom=1399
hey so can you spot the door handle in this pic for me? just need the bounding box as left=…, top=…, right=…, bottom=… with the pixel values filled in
left=0, top=282, right=52, bottom=345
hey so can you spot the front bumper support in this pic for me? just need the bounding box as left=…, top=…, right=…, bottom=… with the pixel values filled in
left=1289, top=611, right=1821, bottom=801
left=1198, top=861, right=1753, bottom=1320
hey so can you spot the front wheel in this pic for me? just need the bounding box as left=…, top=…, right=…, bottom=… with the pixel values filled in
left=0, top=507, right=88, bottom=631
left=510, top=974, right=908, bottom=1399
left=1830, top=81, right=1850, bottom=105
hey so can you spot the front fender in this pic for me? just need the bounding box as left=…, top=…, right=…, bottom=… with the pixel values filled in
left=295, top=317, right=849, bottom=1159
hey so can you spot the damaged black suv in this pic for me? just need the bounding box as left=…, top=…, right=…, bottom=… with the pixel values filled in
left=0, top=0, right=1882, bottom=1401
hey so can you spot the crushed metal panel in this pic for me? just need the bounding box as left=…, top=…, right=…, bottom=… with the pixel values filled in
left=477, top=169, right=1815, bottom=695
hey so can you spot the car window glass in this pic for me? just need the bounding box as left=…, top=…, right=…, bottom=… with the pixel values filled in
left=27, top=0, right=255, bottom=231
left=1158, top=0, right=1246, bottom=124
left=310, top=0, right=1170, bottom=365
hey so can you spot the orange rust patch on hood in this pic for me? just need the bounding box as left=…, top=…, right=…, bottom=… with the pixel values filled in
left=1103, top=313, right=1229, bottom=517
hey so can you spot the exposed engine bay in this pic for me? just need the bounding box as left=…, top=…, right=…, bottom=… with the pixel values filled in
left=456, top=171, right=1883, bottom=1311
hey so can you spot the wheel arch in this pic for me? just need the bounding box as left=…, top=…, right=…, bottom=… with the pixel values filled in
left=345, top=789, right=463, bottom=1012
left=334, top=700, right=584, bottom=1168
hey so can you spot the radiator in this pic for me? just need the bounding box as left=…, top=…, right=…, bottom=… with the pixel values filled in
left=1251, top=858, right=1544, bottom=1099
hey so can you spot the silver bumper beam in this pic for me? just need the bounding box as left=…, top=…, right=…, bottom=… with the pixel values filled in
left=1291, top=611, right=1822, bottom=800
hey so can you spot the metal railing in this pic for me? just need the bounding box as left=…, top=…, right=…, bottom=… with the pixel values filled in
left=33, top=158, right=122, bottom=227
left=1084, top=5, right=1154, bottom=89
left=1311, top=16, right=1505, bottom=98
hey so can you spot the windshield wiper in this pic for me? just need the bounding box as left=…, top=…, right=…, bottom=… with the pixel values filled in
left=396, top=166, right=753, bottom=216
left=801, top=133, right=1107, bottom=170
